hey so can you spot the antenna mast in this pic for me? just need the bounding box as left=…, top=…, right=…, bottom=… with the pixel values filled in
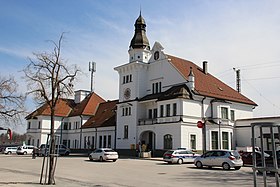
left=89, top=61, right=96, bottom=92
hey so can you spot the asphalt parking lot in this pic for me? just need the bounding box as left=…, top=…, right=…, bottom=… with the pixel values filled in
left=0, top=154, right=278, bottom=187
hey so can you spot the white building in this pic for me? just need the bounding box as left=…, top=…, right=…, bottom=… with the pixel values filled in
left=26, top=13, right=257, bottom=155
left=235, top=116, right=280, bottom=150
left=114, top=13, right=257, bottom=154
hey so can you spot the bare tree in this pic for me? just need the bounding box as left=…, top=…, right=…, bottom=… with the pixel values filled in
left=23, top=33, right=80, bottom=185
left=0, top=76, right=25, bottom=123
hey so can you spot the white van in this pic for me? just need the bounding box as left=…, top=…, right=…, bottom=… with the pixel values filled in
left=4, top=147, right=18, bottom=154
left=16, top=145, right=36, bottom=155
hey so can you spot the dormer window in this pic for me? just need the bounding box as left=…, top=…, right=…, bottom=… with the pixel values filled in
left=221, top=107, right=229, bottom=119
left=152, top=82, right=162, bottom=94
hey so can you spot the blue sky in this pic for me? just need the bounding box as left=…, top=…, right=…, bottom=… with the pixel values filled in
left=1, top=0, right=280, bottom=133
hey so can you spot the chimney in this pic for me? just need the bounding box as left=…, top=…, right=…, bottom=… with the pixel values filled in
left=74, top=90, right=91, bottom=103
left=203, top=61, right=208, bottom=74
left=188, top=67, right=195, bottom=91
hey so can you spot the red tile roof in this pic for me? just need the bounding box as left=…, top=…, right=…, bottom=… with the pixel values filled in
left=167, top=55, right=257, bottom=106
left=25, top=92, right=106, bottom=120
left=25, top=98, right=76, bottom=119
left=69, top=92, right=105, bottom=116
left=82, top=100, right=118, bottom=129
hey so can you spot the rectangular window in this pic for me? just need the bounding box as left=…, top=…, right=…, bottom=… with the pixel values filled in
left=38, top=121, right=41, bottom=129
left=103, top=135, right=107, bottom=148
left=123, top=76, right=125, bottom=84
left=159, top=82, right=162, bottom=93
left=84, top=136, right=87, bottom=149
left=99, top=136, right=102, bottom=148
left=126, top=75, right=129, bottom=83
left=153, top=108, right=157, bottom=118
left=222, top=132, right=229, bottom=149
left=160, top=105, right=164, bottom=117
left=68, top=140, right=71, bottom=148
left=129, top=74, right=132, bottom=82
left=230, top=110, right=235, bottom=121
left=63, top=140, right=67, bottom=147
left=122, top=108, right=125, bottom=116
left=108, top=135, right=111, bottom=148
left=124, top=125, right=128, bottom=139
left=28, top=122, right=31, bottom=129
left=190, top=134, right=196, bottom=150
left=148, top=109, right=153, bottom=119
left=68, top=122, right=71, bottom=130
left=63, top=122, right=68, bottom=130
left=173, top=103, right=177, bottom=116
left=211, top=131, right=219, bottom=149
left=152, top=83, right=155, bottom=94
left=128, top=107, right=131, bottom=115
left=221, top=107, right=229, bottom=119
left=155, top=82, right=159, bottom=93
left=166, top=104, right=170, bottom=117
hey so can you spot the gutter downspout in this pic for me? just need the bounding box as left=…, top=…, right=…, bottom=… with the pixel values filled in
left=95, top=127, right=97, bottom=149
left=79, top=115, right=83, bottom=149
left=201, top=97, right=206, bottom=154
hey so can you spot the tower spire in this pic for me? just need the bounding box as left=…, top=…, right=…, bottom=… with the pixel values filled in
left=129, top=12, right=150, bottom=49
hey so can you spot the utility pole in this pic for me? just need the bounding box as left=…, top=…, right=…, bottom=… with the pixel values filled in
left=89, top=62, right=96, bottom=92
left=233, top=68, right=241, bottom=93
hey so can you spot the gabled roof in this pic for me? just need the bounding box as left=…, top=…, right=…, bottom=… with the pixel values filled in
left=25, top=98, right=76, bottom=120
left=69, top=92, right=105, bottom=116
left=167, top=55, right=257, bottom=106
left=82, top=100, right=118, bottom=129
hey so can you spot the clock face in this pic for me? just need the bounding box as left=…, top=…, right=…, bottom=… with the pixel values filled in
left=124, top=88, right=131, bottom=100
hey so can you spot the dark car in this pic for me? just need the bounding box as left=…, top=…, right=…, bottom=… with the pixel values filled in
left=38, top=144, right=70, bottom=156
left=256, top=150, right=280, bottom=174
left=240, top=151, right=270, bottom=165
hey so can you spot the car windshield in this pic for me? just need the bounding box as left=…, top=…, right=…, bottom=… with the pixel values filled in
left=230, top=150, right=241, bottom=158
left=104, top=149, right=115, bottom=152
left=164, top=151, right=174, bottom=155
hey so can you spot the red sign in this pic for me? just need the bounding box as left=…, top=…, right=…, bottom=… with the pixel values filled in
left=197, top=121, right=204, bottom=128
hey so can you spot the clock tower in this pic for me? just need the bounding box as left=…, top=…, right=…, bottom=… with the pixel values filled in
left=114, top=13, right=151, bottom=149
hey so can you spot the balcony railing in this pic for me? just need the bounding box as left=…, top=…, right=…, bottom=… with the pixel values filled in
left=138, top=115, right=183, bottom=125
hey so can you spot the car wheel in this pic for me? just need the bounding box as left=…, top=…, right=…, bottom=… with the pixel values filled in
left=177, top=159, right=183, bottom=165
left=113, top=159, right=117, bottom=162
left=89, top=155, right=93, bottom=161
left=196, top=161, right=203, bottom=168
left=99, top=156, right=104, bottom=162
left=234, top=166, right=241, bottom=170
left=24, top=151, right=27, bottom=155
left=222, top=163, right=230, bottom=170
left=65, top=152, right=69, bottom=156
left=8, top=151, right=11, bottom=154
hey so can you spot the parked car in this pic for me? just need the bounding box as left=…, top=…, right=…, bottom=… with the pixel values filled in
left=163, top=149, right=200, bottom=164
left=194, top=150, right=243, bottom=170
left=240, top=151, right=270, bottom=165
left=89, top=148, right=118, bottom=162
left=256, top=150, right=280, bottom=174
left=3, top=147, right=18, bottom=154
left=16, top=145, right=36, bottom=155
left=38, top=144, right=70, bottom=156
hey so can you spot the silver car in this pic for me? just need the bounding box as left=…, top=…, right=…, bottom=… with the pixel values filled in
left=194, top=150, right=243, bottom=170
left=163, top=149, right=200, bottom=164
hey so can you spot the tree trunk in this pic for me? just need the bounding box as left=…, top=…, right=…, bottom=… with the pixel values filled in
left=48, top=109, right=55, bottom=184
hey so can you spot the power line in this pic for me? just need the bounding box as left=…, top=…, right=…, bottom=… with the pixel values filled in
left=242, top=78, right=280, bottom=112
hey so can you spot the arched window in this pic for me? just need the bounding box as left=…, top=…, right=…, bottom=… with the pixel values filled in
left=164, top=134, right=172, bottom=149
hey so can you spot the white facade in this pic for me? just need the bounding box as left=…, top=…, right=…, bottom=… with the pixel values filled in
left=234, top=117, right=280, bottom=150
